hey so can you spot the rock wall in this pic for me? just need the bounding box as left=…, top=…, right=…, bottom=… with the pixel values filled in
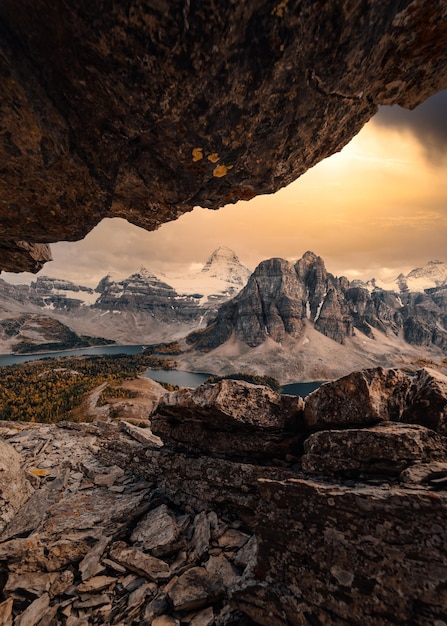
left=186, top=252, right=447, bottom=350
left=1, top=1, right=447, bottom=271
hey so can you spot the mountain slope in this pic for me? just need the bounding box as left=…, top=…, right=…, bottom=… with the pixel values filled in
left=400, top=260, right=447, bottom=292
left=0, top=314, right=114, bottom=354
left=355, top=260, right=447, bottom=293
left=94, top=267, right=201, bottom=323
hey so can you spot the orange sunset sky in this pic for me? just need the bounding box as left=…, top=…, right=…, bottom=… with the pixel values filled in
left=3, top=90, right=447, bottom=288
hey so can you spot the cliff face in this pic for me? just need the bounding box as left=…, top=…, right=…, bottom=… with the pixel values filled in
left=1, top=1, right=447, bottom=271
left=187, top=251, right=447, bottom=351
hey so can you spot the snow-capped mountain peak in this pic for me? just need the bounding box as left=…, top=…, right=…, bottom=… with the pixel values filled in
left=134, top=266, right=159, bottom=281
left=358, top=260, right=447, bottom=294
left=161, top=247, right=251, bottom=304
left=398, top=260, right=447, bottom=292
left=200, top=246, right=251, bottom=285
left=406, top=260, right=447, bottom=282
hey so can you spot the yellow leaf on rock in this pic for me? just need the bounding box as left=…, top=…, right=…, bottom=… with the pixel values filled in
left=29, top=468, right=50, bottom=476
left=191, top=147, right=204, bottom=161
left=213, top=164, right=233, bottom=178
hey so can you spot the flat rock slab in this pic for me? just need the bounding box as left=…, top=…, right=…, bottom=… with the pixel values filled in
left=4, top=572, right=58, bottom=597
left=0, top=598, right=13, bottom=626
left=192, top=511, right=211, bottom=560
left=130, top=504, right=179, bottom=551
left=302, top=423, right=447, bottom=476
left=152, top=617, right=180, bottom=626
left=109, top=543, right=171, bottom=581
left=189, top=607, right=215, bottom=626
left=36, top=488, right=146, bottom=535
left=205, top=555, right=238, bottom=588
left=76, top=575, right=117, bottom=593
left=119, top=421, right=163, bottom=447
left=15, top=593, right=49, bottom=626
left=168, top=566, right=224, bottom=612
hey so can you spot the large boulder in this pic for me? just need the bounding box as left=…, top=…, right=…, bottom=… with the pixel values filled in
left=151, top=379, right=304, bottom=460
left=301, top=423, right=447, bottom=477
left=1, top=2, right=447, bottom=271
left=401, top=368, right=447, bottom=435
left=304, top=367, right=411, bottom=430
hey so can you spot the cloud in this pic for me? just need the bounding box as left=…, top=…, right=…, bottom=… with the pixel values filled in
left=373, top=90, right=447, bottom=163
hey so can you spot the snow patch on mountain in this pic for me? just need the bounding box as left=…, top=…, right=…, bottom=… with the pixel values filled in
left=403, top=260, right=447, bottom=292
left=352, top=260, right=447, bottom=294
left=31, top=276, right=99, bottom=305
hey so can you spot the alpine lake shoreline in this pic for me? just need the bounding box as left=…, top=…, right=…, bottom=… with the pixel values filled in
left=0, top=344, right=324, bottom=397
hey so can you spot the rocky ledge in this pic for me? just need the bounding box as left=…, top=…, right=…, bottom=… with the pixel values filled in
left=1, top=366, right=447, bottom=624
left=1, top=2, right=447, bottom=271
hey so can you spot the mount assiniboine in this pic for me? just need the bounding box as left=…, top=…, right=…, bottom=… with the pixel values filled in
left=1, top=249, right=447, bottom=381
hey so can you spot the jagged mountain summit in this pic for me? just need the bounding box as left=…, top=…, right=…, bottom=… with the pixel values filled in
left=0, top=248, right=251, bottom=315
left=95, top=250, right=251, bottom=318
left=0, top=248, right=252, bottom=351
left=354, top=259, right=447, bottom=294
left=399, top=260, right=447, bottom=292
left=163, top=247, right=251, bottom=305
left=2, top=250, right=447, bottom=376
left=200, top=246, right=252, bottom=285
left=94, top=267, right=200, bottom=322
left=179, top=251, right=447, bottom=382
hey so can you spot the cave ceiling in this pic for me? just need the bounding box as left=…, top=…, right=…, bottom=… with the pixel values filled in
left=1, top=1, right=446, bottom=272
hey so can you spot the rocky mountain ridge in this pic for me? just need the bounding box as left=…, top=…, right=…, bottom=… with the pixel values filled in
left=0, top=249, right=251, bottom=352
left=94, top=248, right=251, bottom=322
left=354, top=259, right=447, bottom=293
left=186, top=251, right=447, bottom=350
left=1, top=366, right=447, bottom=624
left=2, top=251, right=447, bottom=376
left=1, top=248, right=250, bottom=318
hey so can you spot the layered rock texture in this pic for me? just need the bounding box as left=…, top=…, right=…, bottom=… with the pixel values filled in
left=152, top=379, right=305, bottom=460
left=186, top=251, right=447, bottom=351
left=95, top=268, right=201, bottom=322
left=2, top=367, right=447, bottom=624
left=1, top=2, right=447, bottom=271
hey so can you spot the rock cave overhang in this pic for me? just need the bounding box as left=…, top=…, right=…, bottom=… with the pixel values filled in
left=1, top=0, right=447, bottom=273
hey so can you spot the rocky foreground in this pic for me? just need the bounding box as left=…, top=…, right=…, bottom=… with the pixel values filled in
left=1, top=367, right=447, bottom=625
